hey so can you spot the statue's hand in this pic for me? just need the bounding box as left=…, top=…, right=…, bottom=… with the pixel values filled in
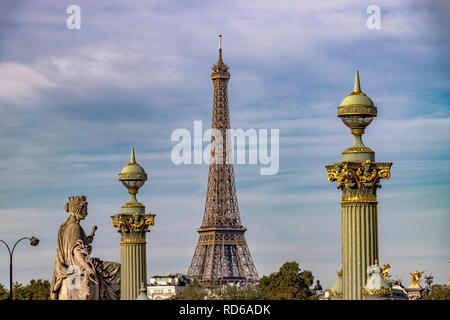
left=86, top=225, right=97, bottom=244
left=90, top=225, right=97, bottom=237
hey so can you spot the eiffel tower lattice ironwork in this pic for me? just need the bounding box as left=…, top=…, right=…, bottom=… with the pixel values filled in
left=187, top=36, right=259, bottom=284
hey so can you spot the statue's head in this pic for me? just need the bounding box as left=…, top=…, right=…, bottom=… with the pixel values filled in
left=362, top=160, right=372, bottom=173
left=65, top=195, right=88, bottom=221
left=334, top=163, right=342, bottom=173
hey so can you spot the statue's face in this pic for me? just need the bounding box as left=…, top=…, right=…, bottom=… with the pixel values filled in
left=73, top=204, right=88, bottom=221
left=80, top=204, right=88, bottom=219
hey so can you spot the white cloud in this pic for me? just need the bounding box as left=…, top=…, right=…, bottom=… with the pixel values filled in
left=0, top=62, right=55, bottom=106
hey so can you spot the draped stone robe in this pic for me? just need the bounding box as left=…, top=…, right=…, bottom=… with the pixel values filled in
left=51, top=217, right=120, bottom=300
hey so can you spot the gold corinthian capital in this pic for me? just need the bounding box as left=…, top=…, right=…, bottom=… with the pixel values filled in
left=325, top=160, right=392, bottom=203
left=112, top=212, right=155, bottom=233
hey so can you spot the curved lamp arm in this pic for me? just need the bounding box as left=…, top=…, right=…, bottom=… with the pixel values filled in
left=11, top=237, right=32, bottom=257
left=0, top=239, right=12, bottom=257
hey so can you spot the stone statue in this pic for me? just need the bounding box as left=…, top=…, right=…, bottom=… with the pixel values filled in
left=51, top=195, right=120, bottom=300
left=424, top=273, right=433, bottom=294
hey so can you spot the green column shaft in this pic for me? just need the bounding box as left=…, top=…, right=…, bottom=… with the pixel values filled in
left=120, top=233, right=147, bottom=300
left=342, top=202, right=378, bottom=300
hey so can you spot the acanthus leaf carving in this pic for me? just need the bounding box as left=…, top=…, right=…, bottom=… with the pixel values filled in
left=112, top=212, right=155, bottom=233
left=326, top=160, right=392, bottom=201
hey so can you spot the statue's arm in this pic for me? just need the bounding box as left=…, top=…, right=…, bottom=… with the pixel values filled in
left=72, top=240, right=98, bottom=284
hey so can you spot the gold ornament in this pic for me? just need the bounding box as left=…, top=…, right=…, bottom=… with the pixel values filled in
left=342, top=147, right=374, bottom=155
left=361, top=287, right=392, bottom=296
left=381, top=264, right=391, bottom=281
left=112, top=212, right=155, bottom=233
left=328, top=291, right=343, bottom=297
left=409, top=270, right=425, bottom=287
left=326, top=160, right=392, bottom=201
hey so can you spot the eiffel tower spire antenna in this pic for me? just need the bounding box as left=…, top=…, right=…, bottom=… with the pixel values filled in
left=218, top=34, right=222, bottom=61
left=187, top=37, right=258, bottom=284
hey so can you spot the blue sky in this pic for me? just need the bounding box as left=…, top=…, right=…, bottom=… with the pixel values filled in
left=0, top=0, right=449, bottom=290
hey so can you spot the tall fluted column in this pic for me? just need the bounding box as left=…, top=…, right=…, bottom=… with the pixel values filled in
left=327, top=160, right=391, bottom=300
left=326, top=71, right=392, bottom=300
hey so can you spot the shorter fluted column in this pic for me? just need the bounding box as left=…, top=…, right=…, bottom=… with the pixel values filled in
left=112, top=213, right=155, bottom=300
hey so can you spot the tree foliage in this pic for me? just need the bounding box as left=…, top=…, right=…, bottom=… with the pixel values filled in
left=173, top=261, right=316, bottom=300
left=257, top=261, right=315, bottom=300
left=0, top=279, right=50, bottom=300
left=423, top=284, right=450, bottom=300
left=217, top=284, right=261, bottom=300
left=170, top=279, right=208, bottom=300
left=0, top=283, right=9, bottom=300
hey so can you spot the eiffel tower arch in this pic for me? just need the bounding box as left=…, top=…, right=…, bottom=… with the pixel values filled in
left=187, top=36, right=259, bottom=284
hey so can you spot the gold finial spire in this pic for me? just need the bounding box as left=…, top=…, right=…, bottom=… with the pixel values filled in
left=354, top=70, right=361, bottom=92
left=130, top=147, right=135, bottom=164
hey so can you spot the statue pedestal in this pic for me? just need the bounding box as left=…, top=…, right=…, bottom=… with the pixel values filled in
left=407, top=286, right=423, bottom=300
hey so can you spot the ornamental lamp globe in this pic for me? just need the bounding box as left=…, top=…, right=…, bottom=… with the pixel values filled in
left=338, top=71, right=377, bottom=134
left=118, top=148, right=147, bottom=214
left=338, top=71, right=378, bottom=162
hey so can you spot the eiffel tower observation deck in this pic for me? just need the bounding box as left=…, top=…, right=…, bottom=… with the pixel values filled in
left=187, top=36, right=259, bottom=284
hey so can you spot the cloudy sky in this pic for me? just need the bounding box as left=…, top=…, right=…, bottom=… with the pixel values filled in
left=0, top=0, right=449, bottom=290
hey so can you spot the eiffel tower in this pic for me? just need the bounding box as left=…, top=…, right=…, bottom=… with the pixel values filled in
left=187, top=36, right=259, bottom=284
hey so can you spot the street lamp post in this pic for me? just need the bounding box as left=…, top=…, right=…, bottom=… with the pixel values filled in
left=0, top=236, right=39, bottom=300
left=111, top=148, right=155, bottom=300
